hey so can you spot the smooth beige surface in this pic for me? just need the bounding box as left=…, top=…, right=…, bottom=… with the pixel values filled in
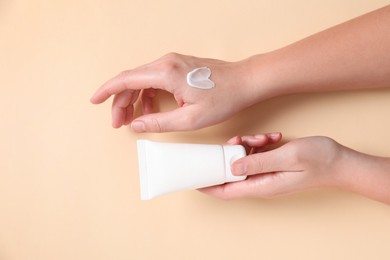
left=1, top=1, right=390, bottom=260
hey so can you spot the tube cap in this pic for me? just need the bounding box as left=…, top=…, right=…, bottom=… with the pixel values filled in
left=222, top=145, right=247, bottom=183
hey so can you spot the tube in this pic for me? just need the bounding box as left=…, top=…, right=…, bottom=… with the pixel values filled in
left=137, top=140, right=247, bottom=200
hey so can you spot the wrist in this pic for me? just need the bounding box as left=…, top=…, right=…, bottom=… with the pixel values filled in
left=330, top=145, right=390, bottom=204
left=327, top=144, right=355, bottom=190
left=239, top=52, right=291, bottom=104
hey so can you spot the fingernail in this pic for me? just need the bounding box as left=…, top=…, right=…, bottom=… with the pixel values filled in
left=268, top=132, right=281, bottom=138
left=131, top=121, right=146, bottom=132
left=232, top=162, right=247, bottom=176
left=226, top=136, right=239, bottom=145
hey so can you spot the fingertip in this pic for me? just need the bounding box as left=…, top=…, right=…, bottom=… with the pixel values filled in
left=90, top=94, right=108, bottom=105
left=90, top=94, right=99, bottom=104
left=112, top=121, right=121, bottom=129
left=111, top=115, right=122, bottom=129
left=242, top=134, right=268, bottom=147
left=267, top=132, right=282, bottom=142
left=91, top=83, right=114, bottom=105
left=123, top=117, right=133, bottom=126
left=226, top=136, right=241, bottom=145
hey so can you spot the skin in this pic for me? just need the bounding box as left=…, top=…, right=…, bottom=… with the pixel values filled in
left=91, top=5, right=390, bottom=204
left=200, top=133, right=390, bottom=204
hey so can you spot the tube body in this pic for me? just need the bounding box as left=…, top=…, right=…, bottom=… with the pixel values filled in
left=137, top=140, right=247, bottom=200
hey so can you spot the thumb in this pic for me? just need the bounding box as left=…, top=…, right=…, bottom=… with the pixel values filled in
left=231, top=145, right=298, bottom=176
left=130, top=105, right=201, bottom=132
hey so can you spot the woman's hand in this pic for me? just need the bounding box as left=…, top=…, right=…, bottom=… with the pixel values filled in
left=90, top=53, right=265, bottom=132
left=201, top=134, right=390, bottom=204
left=90, top=6, right=390, bottom=134
left=200, top=134, right=349, bottom=200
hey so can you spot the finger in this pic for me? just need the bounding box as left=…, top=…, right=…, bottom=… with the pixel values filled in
left=266, top=132, right=282, bottom=143
left=111, top=104, right=133, bottom=128
left=198, top=171, right=293, bottom=200
left=141, top=89, right=157, bottom=114
left=130, top=105, right=201, bottom=133
left=124, top=105, right=135, bottom=126
left=225, top=133, right=282, bottom=155
left=240, top=134, right=269, bottom=148
left=225, top=136, right=241, bottom=145
left=90, top=68, right=163, bottom=104
left=111, top=90, right=139, bottom=128
left=231, top=145, right=300, bottom=176
left=225, top=136, right=256, bottom=155
left=253, top=132, right=282, bottom=153
left=239, top=135, right=268, bottom=155
left=240, top=133, right=282, bottom=147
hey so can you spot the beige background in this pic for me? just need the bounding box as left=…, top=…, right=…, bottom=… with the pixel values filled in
left=1, top=1, right=390, bottom=259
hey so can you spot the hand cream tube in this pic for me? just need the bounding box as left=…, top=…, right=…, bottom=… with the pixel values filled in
left=137, top=140, right=247, bottom=200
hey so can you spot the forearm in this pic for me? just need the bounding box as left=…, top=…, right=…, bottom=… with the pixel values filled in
left=335, top=146, right=390, bottom=204
left=245, top=5, right=390, bottom=100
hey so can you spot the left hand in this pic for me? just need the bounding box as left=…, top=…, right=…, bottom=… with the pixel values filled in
left=90, top=53, right=264, bottom=132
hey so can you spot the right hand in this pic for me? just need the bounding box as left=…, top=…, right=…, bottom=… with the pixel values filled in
left=90, top=53, right=261, bottom=132
left=200, top=134, right=346, bottom=200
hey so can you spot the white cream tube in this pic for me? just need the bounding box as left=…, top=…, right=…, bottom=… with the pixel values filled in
left=137, top=140, right=247, bottom=200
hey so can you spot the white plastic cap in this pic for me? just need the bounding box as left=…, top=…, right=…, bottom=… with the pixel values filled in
left=222, top=145, right=247, bottom=183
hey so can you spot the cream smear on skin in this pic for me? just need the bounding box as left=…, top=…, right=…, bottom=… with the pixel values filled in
left=186, top=67, right=215, bottom=89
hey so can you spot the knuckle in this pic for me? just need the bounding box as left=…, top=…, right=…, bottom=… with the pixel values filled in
left=160, top=52, right=184, bottom=74
left=181, top=114, right=198, bottom=129
left=180, top=109, right=201, bottom=130
left=248, top=155, right=263, bottom=173
left=118, top=70, right=130, bottom=80
left=117, top=70, right=131, bottom=87
left=255, top=158, right=264, bottom=173
left=151, top=118, right=162, bottom=133
left=144, top=118, right=162, bottom=133
left=163, top=52, right=180, bottom=59
left=290, top=147, right=301, bottom=165
left=284, top=141, right=302, bottom=166
left=157, top=53, right=189, bottom=88
left=163, top=59, right=180, bottom=73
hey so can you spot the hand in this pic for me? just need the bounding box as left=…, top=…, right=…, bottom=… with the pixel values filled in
left=90, top=53, right=261, bottom=132
left=200, top=134, right=344, bottom=200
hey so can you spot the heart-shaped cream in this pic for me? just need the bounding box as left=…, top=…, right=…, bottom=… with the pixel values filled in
left=186, top=67, right=215, bottom=89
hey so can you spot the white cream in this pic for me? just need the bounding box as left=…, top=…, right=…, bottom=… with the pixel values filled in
left=186, top=67, right=215, bottom=89
left=137, top=140, right=246, bottom=200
